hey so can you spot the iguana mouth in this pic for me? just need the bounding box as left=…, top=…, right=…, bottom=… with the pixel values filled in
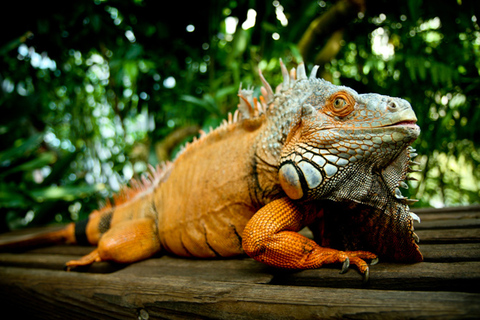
left=391, top=120, right=417, bottom=126
left=386, top=120, right=418, bottom=128
left=367, top=120, right=418, bottom=131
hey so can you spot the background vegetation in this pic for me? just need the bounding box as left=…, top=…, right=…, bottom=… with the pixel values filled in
left=0, top=0, right=479, bottom=232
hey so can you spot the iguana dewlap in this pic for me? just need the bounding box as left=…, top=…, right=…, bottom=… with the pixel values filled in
left=1, top=60, right=423, bottom=280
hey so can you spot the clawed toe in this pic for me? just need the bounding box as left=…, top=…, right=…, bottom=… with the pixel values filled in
left=362, top=266, right=370, bottom=284
left=340, top=257, right=350, bottom=274
left=337, top=251, right=377, bottom=282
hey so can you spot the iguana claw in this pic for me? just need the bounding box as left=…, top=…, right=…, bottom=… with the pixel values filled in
left=360, top=257, right=379, bottom=283
left=340, top=257, right=350, bottom=274
left=339, top=256, right=374, bottom=283
left=362, top=267, right=370, bottom=284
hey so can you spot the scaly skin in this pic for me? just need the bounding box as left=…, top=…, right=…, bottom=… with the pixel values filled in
left=0, top=60, right=422, bottom=280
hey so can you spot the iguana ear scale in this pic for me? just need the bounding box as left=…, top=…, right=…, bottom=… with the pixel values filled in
left=279, top=163, right=304, bottom=200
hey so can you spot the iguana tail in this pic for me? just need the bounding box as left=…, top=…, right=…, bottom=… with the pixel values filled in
left=0, top=163, right=165, bottom=256
left=0, top=206, right=114, bottom=252
left=0, top=223, right=76, bottom=252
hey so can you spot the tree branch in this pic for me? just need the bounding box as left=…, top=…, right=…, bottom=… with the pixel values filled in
left=297, top=0, right=364, bottom=62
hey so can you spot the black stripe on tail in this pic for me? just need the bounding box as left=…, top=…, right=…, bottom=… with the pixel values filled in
left=74, top=218, right=90, bottom=245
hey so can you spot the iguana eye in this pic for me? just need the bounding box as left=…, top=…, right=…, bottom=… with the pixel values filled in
left=327, top=91, right=355, bottom=117
left=333, top=98, right=346, bottom=109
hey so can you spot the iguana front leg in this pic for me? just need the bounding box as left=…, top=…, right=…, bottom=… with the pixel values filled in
left=242, top=197, right=377, bottom=279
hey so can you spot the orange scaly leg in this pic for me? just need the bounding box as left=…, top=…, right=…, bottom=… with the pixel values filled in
left=65, top=218, right=161, bottom=270
left=242, top=197, right=377, bottom=280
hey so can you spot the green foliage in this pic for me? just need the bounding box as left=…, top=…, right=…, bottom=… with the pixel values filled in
left=0, top=0, right=479, bottom=231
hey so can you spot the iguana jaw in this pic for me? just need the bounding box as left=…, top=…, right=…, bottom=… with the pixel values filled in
left=278, top=118, right=420, bottom=201
left=372, top=104, right=418, bottom=129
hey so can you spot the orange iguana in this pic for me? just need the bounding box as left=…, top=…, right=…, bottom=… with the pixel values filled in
left=0, top=60, right=423, bottom=281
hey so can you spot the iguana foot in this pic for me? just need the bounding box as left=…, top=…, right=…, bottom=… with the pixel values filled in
left=65, top=249, right=101, bottom=271
left=243, top=197, right=379, bottom=281
left=65, top=218, right=161, bottom=271
left=339, top=251, right=378, bottom=283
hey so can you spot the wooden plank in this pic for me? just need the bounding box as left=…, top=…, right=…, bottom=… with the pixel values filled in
left=415, top=205, right=480, bottom=221
left=1, top=248, right=479, bottom=293
left=416, top=228, right=480, bottom=244
left=270, top=261, right=480, bottom=293
left=0, top=251, right=274, bottom=284
left=414, top=218, right=480, bottom=230
left=0, top=205, right=479, bottom=319
left=1, top=267, right=479, bottom=320
left=420, top=243, right=480, bottom=262
left=415, top=205, right=480, bottom=215
left=0, top=252, right=124, bottom=274
left=113, top=256, right=274, bottom=284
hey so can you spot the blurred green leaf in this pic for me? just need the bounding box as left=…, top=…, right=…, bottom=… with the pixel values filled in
left=180, top=94, right=221, bottom=116
left=0, top=183, right=29, bottom=208
left=215, top=86, right=237, bottom=100
left=0, top=134, right=43, bottom=166
left=29, top=184, right=105, bottom=202
left=1, top=152, right=57, bottom=176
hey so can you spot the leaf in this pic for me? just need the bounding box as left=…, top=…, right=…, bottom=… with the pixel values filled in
left=0, top=183, right=30, bottom=208
left=261, top=22, right=278, bottom=33
left=231, top=28, right=249, bottom=58
left=418, top=59, right=427, bottom=81
left=408, top=0, right=422, bottom=21
left=431, top=63, right=439, bottom=86
left=215, top=86, right=237, bottom=100
left=1, top=152, right=57, bottom=177
left=0, top=133, right=43, bottom=167
left=405, top=59, right=417, bottom=82
left=29, top=184, right=105, bottom=202
left=289, top=44, right=303, bottom=63
left=123, top=61, right=139, bottom=82
left=180, top=94, right=221, bottom=116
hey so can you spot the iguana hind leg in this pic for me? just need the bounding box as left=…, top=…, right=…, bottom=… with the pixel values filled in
left=242, top=197, right=377, bottom=276
left=66, top=218, right=161, bottom=270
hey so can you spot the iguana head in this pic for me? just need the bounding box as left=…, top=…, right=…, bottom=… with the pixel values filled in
left=253, top=61, right=422, bottom=262
left=271, top=62, right=419, bottom=205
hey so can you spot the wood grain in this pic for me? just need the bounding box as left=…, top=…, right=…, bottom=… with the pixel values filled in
left=1, top=267, right=479, bottom=320
left=0, top=205, right=479, bottom=319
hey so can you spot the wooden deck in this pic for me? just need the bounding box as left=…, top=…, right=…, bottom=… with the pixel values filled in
left=1, top=205, right=479, bottom=319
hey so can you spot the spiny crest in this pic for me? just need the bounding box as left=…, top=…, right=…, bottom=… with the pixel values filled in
left=105, top=163, right=172, bottom=209
left=176, top=59, right=321, bottom=161
left=102, top=60, right=320, bottom=210
left=236, top=59, right=320, bottom=120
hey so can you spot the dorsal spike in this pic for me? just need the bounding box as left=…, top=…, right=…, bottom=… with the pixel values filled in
left=233, top=109, right=240, bottom=123
left=238, top=94, right=253, bottom=119
left=309, top=65, right=320, bottom=80
left=237, top=83, right=256, bottom=119
left=297, top=62, right=307, bottom=80
left=279, top=58, right=290, bottom=91
left=290, top=67, right=296, bottom=81
left=259, top=69, right=274, bottom=102
left=258, top=95, right=267, bottom=114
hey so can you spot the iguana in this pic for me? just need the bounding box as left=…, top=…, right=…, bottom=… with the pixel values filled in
left=0, top=60, right=423, bottom=281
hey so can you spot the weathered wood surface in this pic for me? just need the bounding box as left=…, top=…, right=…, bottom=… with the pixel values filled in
left=0, top=205, right=479, bottom=319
